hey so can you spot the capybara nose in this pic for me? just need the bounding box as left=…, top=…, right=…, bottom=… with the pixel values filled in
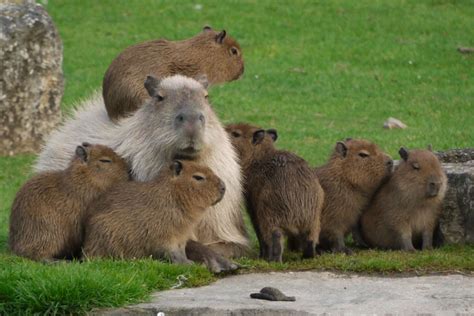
left=219, top=180, right=226, bottom=197
left=428, top=181, right=440, bottom=197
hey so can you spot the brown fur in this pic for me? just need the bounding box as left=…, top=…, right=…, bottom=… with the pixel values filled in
left=360, top=148, right=448, bottom=251
left=103, top=27, right=244, bottom=121
left=315, top=139, right=393, bottom=254
left=226, top=123, right=324, bottom=262
left=82, top=160, right=225, bottom=264
left=9, top=144, right=129, bottom=261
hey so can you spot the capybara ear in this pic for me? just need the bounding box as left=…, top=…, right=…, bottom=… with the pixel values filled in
left=82, top=142, right=91, bottom=148
left=75, top=145, right=88, bottom=163
left=399, top=147, right=409, bottom=161
left=266, top=129, right=278, bottom=142
left=335, top=141, right=348, bottom=157
left=215, top=30, right=226, bottom=44
left=427, top=144, right=433, bottom=152
left=345, top=137, right=353, bottom=142
left=196, top=74, right=209, bottom=89
left=144, top=75, right=161, bottom=98
left=172, top=160, right=183, bottom=176
left=252, top=129, right=266, bottom=145
left=203, top=25, right=212, bottom=32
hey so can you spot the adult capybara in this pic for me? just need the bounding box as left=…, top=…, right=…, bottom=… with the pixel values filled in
left=83, top=160, right=225, bottom=264
left=360, top=148, right=448, bottom=251
left=34, top=75, right=246, bottom=272
left=315, top=139, right=393, bottom=254
left=103, top=26, right=244, bottom=121
left=226, top=123, right=324, bottom=262
left=9, top=143, right=129, bottom=261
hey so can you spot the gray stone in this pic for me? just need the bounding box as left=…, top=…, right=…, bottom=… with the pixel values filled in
left=0, top=1, right=63, bottom=156
left=96, top=272, right=474, bottom=315
left=436, top=148, right=474, bottom=163
left=439, top=161, right=474, bottom=244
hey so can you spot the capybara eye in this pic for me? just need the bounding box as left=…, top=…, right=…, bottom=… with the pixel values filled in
left=199, top=114, right=205, bottom=122
left=231, top=131, right=241, bottom=138
left=230, top=47, right=239, bottom=56
left=156, top=94, right=164, bottom=102
left=412, top=163, right=420, bottom=170
left=176, top=114, right=185, bottom=122
left=358, top=152, right=369, bottom=158
left=99, top=159, right=112, bottom=163
left=193, top=175, right=205, bottom=181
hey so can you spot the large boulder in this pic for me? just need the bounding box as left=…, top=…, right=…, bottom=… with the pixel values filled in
left=0, top=1, right=63, bottom=156
left=439, top=160, right=474, bottom=244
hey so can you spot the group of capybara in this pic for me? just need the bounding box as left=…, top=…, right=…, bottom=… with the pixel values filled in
left=8, top=27, right=448, bottom=271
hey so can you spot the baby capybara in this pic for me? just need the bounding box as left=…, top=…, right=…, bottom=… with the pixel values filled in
left=103, top=26, right=244, bottom=121
left=82, top=160, right=226, bottom=264
left=361, top=148, right=448, bottom=251
left=9, top=143, right=129, bottom=261
left=315, top=139, right=393, bottom=254
left=226, top=123, right=324, bottom=262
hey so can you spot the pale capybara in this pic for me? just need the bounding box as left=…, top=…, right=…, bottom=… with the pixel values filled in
left=34, top=74, right=246, bottom=272
left=103, top=26, right=244, bottom=120
left=226, top=123, right=324, bottom=262
left=9, top=143, right=129, bottom=261
left=83, top=160, right=226, bottom=264
left=361, top=148, right=448, bottom=251
left=315, top=139, right=393, bottom=254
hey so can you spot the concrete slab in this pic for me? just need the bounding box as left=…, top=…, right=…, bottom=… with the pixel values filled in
left=100, top=272, right=474, bottom=315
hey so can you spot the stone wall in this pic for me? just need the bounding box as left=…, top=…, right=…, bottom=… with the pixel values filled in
left=0, top=1, right=63, bottom=156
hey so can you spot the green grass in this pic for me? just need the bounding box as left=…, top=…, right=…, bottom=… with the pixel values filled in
left=1, top=0, right=473, bottom=314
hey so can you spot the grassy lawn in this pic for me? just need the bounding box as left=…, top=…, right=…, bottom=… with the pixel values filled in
left=1, top=0, right=473, bottom=314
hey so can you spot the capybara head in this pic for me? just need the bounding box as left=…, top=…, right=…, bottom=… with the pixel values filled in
left=142, top=74, right=213, bottom=159
left=330, top=138, right=393, bottom=193
left=169, top=160, right=225, bottom=211
left=199, top=26, right=244, bottom=83
left=397, top=147, right=447, bottom=199
left=73, top=143, right=129, bottom=188
left=225, top=123, right=278, bottom=166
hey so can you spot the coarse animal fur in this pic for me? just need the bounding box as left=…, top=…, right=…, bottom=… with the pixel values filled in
left=83, top=160, right=226, bottom=263
left=34, top=75, right=249, bottom=262
left=360, top=148, right=448, bottom=251
left=315, top=139, right=393, bottom=254
left=103, top=26, right=244, bottom=120
left=9, top=143, right=129, bottom=261
left=226, top=123, right=324, bottom=262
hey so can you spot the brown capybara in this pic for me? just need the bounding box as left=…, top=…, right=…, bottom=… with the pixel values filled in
left=314, top=139, right=393, bottom=254
left=9, top=143, right=129, bottom=261
left=360, top=148, right=448, bottom=251
left=226, top=123, right=324, bottom=262
left=82, top=160, right=226, bottom=265
left=103, top=26, right=244, bottom=121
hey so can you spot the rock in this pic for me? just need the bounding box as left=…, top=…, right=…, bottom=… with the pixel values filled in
left=250, top=287, right=296, bottom=301
left=439, top=161, right=474, bottom=244
left=0, top=1, right=63, bottom=156
left=458, top=47, right=474, bottom=54
left=383, top=117, right=407, bottom=129
left=436, top=148, right=474, bottom=163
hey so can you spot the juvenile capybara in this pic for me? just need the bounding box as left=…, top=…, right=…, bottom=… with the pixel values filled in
left=315, top=139, right=393, bottom=254
left=360, top=148, right=448, bottom=251
left=9, top=143, right=129, bottom=261
left=83, top=160, right=225, bottom=264
left=226, top=123, right=324, bottom=262
left=103, top=26, right=244, bottom=120
left=34, top=74, right=246, bottom=272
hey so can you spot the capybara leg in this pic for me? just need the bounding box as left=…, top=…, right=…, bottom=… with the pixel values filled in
left=302, top=240, right=315, bottom=259
left=169, top=246, right=193, bottom=265
left=399, top=232, right=416, bottom=252
left=270, top=230, right=283, bottom=263
left=332, top=233, right=352, bottom=255
left=259, top=239, right=271, bottom=261
left=207, top=242, right=250, bottom=259
left=185, top=240, right=238, bottom=273
left=351, top=226, right=368, bottom=248
left=421, top=229, right=434, bottom=250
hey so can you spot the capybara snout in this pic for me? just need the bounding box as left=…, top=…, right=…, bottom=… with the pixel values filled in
left=427, top=176, right=443, bottom=197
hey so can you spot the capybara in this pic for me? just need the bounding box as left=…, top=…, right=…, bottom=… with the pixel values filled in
left=83, top=160, right=225, bottom=264
left=315, top=139, right=393, bottom=254
left=9, top=143, right=129, bottom=261
left=226, top=123, right=324, bottom=262
left=360, top=148, right=448, bottom=251
left=103, top=26, right=244, bottom=120
left=34, top=74, right=246, bottom=272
